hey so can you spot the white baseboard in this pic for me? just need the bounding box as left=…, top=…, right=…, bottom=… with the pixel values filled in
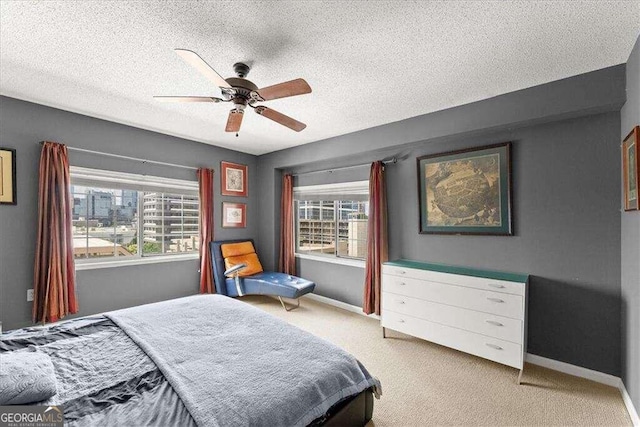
left=302, top=293, right=380, bottom=320
left=524, top=353, right=620, bottom=388
left=620, top=382, right=640, bottom=426
left=524, top=354, right=639, bottom=425
left=303, top=293, right=639, bottom=426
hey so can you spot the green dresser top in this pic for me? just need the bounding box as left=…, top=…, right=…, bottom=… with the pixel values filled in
left=384, top=259, right=529, bottom=283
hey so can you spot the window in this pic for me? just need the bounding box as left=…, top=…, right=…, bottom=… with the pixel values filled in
left=294, top=181, right=369, bottom=260
left=70, top=167, right=199, bottom=263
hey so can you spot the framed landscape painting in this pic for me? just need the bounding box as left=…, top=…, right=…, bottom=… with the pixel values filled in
left=623, top=126, right=639, bottom=211
left=0, top=147, right=17, bottom=205
left=222, top=202, right=246, bottom=228
left=417, top=142, right=513, bottom=235
left=221, top=161, right=248, bottom=197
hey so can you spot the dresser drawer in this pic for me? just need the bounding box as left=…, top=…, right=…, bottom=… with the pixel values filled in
left=383, top=274, right=524, bottom=319
left=382, top=265, right=525, bottom=296
left=382, top=292, right=523, bottom=344
left=382, top=310, right=523, bottom=369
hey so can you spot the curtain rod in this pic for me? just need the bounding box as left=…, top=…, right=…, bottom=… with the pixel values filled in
left=37, top=142, right=198, bottom=171
left=291, top=157, right=397, bottom=177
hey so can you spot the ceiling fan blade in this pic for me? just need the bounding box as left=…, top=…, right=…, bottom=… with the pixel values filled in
left=225, top=109, right=244, bottom=133
left=255, top=78, right=312, bottom=101
left=154, top=96, right=223, bottom=103
left=174, top=49, right=232, bottom=89
left=254, top=106, right=306, bottom=132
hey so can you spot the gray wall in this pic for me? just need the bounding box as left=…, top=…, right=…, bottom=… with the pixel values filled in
left=0, top=96, right=257, bottom=330
left=257, top=65, right=626, bottom=376
left=296, top=258, right=365, bottom=307
left=621, top=35, right=640, bottom=411
left=257, top=65, right=626, bottom=270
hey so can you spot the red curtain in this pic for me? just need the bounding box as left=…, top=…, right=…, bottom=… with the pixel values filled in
left=278, top=174, right=296, bottom=275
left=363, top=161, right=388, bottom=315
left=197, top=168, right=215, bottom=293
left=33, top=142, right=78, bottom=324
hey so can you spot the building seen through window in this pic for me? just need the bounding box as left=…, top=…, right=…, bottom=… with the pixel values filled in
left=296, top=200, right=369, bottom=259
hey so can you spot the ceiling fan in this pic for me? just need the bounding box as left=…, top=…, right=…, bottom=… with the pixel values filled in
left=154, top=49, right=312, bottom=135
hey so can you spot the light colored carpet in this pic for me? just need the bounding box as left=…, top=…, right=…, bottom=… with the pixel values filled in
left=241, top=295, right=631, bottom=427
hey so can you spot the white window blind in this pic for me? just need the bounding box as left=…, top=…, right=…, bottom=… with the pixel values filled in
left=293, top=180, right=369, bottom=202
left=69, top=166, right=199, bottom=196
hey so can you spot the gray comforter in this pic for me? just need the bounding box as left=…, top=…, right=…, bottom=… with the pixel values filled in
left=106, top=294, right=381, bottom=427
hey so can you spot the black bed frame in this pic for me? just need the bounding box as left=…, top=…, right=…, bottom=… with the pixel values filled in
left=311, top=387, right=374, bottom=426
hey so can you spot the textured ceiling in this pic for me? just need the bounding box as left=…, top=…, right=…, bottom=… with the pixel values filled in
left=1, top=1, right=639, bottom=155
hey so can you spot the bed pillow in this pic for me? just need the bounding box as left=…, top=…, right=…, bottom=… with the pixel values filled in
left=0, top=349, right=57, bottom=404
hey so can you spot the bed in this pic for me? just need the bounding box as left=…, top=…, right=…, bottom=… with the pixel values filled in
left=1, top=294, right=380, bottom=426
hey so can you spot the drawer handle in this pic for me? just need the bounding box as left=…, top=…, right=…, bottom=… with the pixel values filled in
left=397, top=319, right=405, bottom=323
left=485, top=320, right=504, bottom=327
left=488, top=283, right=505, bottom=289
left=398, top=282, right=407, bottom=286
left=399, top=270, right=406, bottom=275
left=485, top=343, right=503, bottom=350
left=396, top=300, right=405, bottom=304
left=487, top=297, right=505, bottom=303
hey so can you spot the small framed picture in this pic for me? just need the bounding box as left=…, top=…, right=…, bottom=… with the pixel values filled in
left=623, top=126, right=639, bottom=211
left=222, top=202, right=246, bottom=228
left=221, top=161, right=248, bottom=197
left=0, top=147, right=17, bottom=205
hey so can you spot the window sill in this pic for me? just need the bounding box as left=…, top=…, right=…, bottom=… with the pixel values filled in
left=75, top=254, right=199, bottom=271
left=295, top=253, right=366, bottom=269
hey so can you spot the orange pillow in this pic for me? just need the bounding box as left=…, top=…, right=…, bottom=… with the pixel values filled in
left=221, top=241, right=256, bottom=258
left=224, top=253, right=264, bottom=277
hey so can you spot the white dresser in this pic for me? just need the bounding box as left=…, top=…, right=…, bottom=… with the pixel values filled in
left=381, top=260, right=528, bottom=383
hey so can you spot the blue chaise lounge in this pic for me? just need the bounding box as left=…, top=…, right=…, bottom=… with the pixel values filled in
left=210, top=239, right=315, bottom=310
